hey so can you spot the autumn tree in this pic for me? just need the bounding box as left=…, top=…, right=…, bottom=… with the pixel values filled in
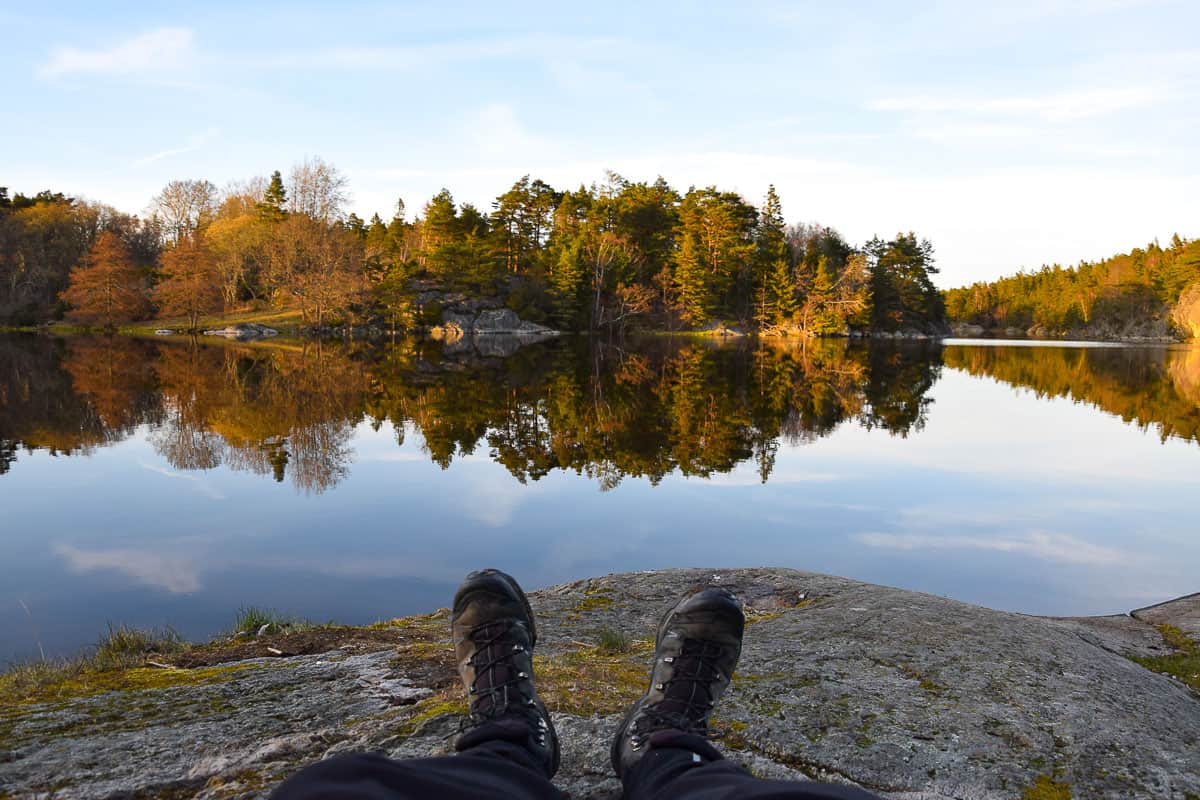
left=155, top=235, right=223, bottom=330
left=279, top=216, right=366, bottom=326
left=59, top=232, right=150, bottom=327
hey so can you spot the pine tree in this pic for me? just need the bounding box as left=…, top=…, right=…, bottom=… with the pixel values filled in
left=258, top=171, right=287, bottom=222
left=756, top=185, right=793, bottom=325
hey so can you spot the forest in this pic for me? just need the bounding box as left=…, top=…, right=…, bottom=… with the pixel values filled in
left=0, top=161, right=945, bottom=335
left=943, top=235, right=1200, bottom=338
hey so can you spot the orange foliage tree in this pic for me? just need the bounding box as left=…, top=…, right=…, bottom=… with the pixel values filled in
left=59, top=232, right=150, bottom=328
left=154, top=235, right=223, bottom=330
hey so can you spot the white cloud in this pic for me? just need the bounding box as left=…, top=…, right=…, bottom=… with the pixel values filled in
left=40, top=27, right=194, bottom=78
left=55, top=544, right=201, bottom=593
left=871, top=87, right=1166, bottom=121
left=853, top=531, right=1128, bottom=567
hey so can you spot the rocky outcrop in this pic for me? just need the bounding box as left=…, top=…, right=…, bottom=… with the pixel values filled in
left=416, top=286, right=558, bottom=342
left=2, top=568, right=1197, bottom=799
left=202, top=323, right=279, bottom=341
left=948, top=322, right=986, bottom=337
left=1172, top=283, right=1200, bottom=340
left=432, top=307, right=556, bottom=339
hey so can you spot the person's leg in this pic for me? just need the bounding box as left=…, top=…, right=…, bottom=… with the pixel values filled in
left=271, top=569, right=563, bottom=800
left=270, top=738, right=562, bottom=800
left=622, top=731, right=879, bottom=800
left=611, top=587, right=882, bottom=800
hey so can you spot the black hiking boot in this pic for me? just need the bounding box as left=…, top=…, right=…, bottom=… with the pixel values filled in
left=611, top=586, right=745, bottom=777
left=451, top=568, right=559, bottom=778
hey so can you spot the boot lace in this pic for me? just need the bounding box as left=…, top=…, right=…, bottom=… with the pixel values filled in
left=459, top=621, right=541, bottom=731
left=634, top=639, right=726, bottom=739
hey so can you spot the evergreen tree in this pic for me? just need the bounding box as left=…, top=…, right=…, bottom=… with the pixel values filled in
left=258, top=171, right=287, bottom=222
left=755, top=185, right=793, bottom=325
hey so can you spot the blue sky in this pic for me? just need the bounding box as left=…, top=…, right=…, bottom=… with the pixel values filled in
left=2, top=0, right=1197, bottom=286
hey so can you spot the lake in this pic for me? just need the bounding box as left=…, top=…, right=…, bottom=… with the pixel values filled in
left=2, top=332, right=1198, bottom=663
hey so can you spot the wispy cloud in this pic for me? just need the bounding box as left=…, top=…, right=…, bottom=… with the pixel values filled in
left=138, top=459, right=226, bottom=499
left=133, top=127, right=220, bottom=166
left=853, top=531, right=1127, bottom=566
left=871, top=87, right=1165, bottom=121
left=40, top=27, right=194, bottom=78
left=55, top=544, right=201, bottom=593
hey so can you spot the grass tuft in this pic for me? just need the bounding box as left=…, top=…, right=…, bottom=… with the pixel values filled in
left=231, top=606, right=319, bottom=638
left=94, top=624, right=183, bottom=669
left=596, top=627, right=633, bottom=654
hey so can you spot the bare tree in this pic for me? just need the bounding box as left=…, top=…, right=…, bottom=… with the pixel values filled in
left=288, top=157, right=348, bottom=223
left=149, top=180, right=218, bottom=245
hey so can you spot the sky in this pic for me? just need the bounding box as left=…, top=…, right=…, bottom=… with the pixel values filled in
left=2, top=0, right=1198, bottom=287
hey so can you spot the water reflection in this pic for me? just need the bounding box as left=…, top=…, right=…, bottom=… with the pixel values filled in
left=943, top=342, right=1200, bottom=444
left=3, top=333, right=1200, bottom=659
left=2, top=334, right=949, bottom=490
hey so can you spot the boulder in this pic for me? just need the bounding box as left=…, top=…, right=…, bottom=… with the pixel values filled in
left=438, top=307, right=557, bottom=337
left=202, top=323, right=279, bottom=341
left=949, top=322, right=986, bottom=337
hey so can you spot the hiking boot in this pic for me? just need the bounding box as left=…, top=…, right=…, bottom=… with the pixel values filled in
left=611, top=587, right=745, bottom=777
left=451, top=568, right=559, bottom=777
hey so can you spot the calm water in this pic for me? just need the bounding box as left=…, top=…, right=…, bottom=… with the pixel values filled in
left=2, top=333, right=1199, bottom=662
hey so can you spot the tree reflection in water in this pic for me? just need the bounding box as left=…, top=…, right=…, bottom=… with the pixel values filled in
left=3, top=334, right=1196, bottom=489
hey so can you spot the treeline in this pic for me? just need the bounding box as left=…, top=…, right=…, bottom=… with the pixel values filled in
left=0, top=162, right=945, bottom=333
left=943, top=236, right=1200, bottom=335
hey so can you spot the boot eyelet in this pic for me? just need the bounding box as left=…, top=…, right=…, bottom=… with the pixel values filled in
left=518, top=671, right=528, bottom=679
left=663, top=656, right=674, bottom=663
left=655, top=683, right=664, bottom=690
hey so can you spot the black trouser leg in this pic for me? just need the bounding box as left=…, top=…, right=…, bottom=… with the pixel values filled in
left=269, top=741, right=564, bottom=800
left=623, top=732, right=881, bottom=800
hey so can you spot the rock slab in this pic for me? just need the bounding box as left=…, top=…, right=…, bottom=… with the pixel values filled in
left=1, top=568, right=1197, bottom=799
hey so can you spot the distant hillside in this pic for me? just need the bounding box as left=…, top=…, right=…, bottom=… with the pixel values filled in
left=944, top=236, right=1200, bottom=341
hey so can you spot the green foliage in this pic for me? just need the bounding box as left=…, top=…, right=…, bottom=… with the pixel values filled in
left=944, top=237, right=1200, bottom=334
left=257, top=170, right=287, bottom=222
left=866, top=233, right=943, bottom=332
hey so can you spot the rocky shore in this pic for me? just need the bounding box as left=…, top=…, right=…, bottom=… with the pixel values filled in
left=2, top=568, right=1197, bottom=799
